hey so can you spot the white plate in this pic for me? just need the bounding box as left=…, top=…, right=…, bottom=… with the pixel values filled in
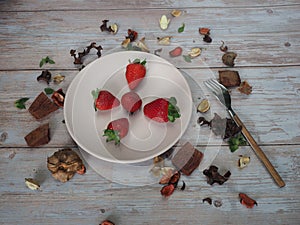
left=70, top=51, right=193, bottom=163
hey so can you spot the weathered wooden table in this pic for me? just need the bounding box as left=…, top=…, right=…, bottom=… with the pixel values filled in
left=1, top=1, right=299, bottom=224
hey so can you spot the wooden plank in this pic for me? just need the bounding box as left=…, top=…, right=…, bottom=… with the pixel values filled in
left=0, top=6, right=300, bottom=70
left=0, top=145, right=299, bottom=224
left=1, top=66, right=299, bottom=148
left=0, top=0, right=299, bottom=11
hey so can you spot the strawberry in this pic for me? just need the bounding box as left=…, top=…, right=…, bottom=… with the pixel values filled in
left=125, top=59, right=146, bottom=90
left=143, top=97, right=180, bottom=123
left=121, top=91, right=142, bottom=113
left=103, top=118, right=129, bottom=145
left=93, top=90, right=120, bottom=111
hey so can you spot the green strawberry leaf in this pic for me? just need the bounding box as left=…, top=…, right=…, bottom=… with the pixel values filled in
left=91, top=88, right=100, bottom=111
left=167, top=97, right=181, bottom=122
left=15, top=97, right=29, bottom=109
left=103, top=129, right=121, bottom=145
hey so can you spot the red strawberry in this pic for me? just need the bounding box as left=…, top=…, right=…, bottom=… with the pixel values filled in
left=94, top=90, right=120, bottom=111
left=125, top=59, right=146, bottom=90
left=103, top=118, right=129, bottom=145
left=143, top=97, right=181, bottom=123
left=121, top=91, right=142, bottom=113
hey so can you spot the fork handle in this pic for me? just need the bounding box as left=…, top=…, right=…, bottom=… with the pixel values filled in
left=229, top=111, right=285, bottom=188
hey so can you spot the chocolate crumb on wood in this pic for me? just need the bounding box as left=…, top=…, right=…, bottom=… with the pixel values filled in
left=218, top=70, right=241, bottom=87
left=24, top=123, right=50, bottom=147
left=172, top=142, right=203, bottom=176
left=28, top=92, right=59, bottom=119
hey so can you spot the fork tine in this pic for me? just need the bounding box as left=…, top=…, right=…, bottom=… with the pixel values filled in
left=210, top=79, right=228, bottom=91
left=204, top=80, right=219, bottom=96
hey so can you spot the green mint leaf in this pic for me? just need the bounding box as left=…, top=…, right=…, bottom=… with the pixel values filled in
left=44, top=87, right=54, bottom=95
left=39, top=56, right=55, bottom=68
left=15, top=97, right=29, bottom=109
left=183, top=55, right=192, bottom=63
left=178, top=23, right=185, bottom=33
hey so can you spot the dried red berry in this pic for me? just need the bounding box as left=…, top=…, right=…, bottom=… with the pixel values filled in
left=239, top=193, right=257, bottom=208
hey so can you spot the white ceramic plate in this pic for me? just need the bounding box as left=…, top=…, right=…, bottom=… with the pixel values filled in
left=68, top=51, right=193, bottom=163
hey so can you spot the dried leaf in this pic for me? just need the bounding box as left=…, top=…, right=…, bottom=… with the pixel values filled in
left=171, top=9, right=182, bottom=17
left=222, top=52, right=237, bottom=67
left=160, top=184, right=175, bottom=197
left=219, top=70, right=241, bottom=88
left=159, top=15, right=170, bottom=30
left=178, top=23, right=185, bottom=33
left=15, top=97, right=29, bottom=109
left=100, top=220, right=115, bottom=225
left=238, top=80, right=253, bottom=95
left=239, top=193, right=257, bottom=208
left=203, top=34, right=212, bottom=43
left=70, top=42, right=103, bottom=64
left=203, top=197, right=212, bottom=205
left=44, top=87, right=54, bottom=95
left=183, top=55, right=192, bottom=63
left=213, top=200, right=223, bottom=207
left=157, top=36, right=172, bottom=45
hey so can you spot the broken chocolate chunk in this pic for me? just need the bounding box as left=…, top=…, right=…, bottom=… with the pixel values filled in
left=24, top=123, right=50, bottom=147
left=218, top=70, right=241, bottom=88
left=28, top=92, right=59, bottom=119
left=172, top=142, right=203, bottom=176
left=222, top=52, right=237, bottom=67
left=203, top=165, right=231, bottom=185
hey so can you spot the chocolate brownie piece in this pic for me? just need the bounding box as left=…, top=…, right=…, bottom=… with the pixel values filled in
left=172, top=142, right=203, bottom=176
left=29, top=92, right=59, bottom=119
left=24, top=123, right=50, bottom=147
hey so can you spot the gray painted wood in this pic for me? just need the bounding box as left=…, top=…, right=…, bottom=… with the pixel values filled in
left=0, top=1, right=299, bottom=224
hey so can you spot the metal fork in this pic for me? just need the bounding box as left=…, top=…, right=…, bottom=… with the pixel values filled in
left=204, top=79, right=285, bottom=188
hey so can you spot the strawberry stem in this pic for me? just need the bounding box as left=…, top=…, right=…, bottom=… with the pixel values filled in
left=103, top=129, right=121, bottom=145
left=131, top=58, right=146, bottom=65
left=168, top=97, right=181, bottom=122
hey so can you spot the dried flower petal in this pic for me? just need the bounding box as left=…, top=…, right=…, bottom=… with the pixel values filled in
left=70, top=42, right=103, bottom=64
left=222, top=52, right=237, bottom=67
left=203, top=197, right=212, bottom=205
left=220, top=41, right=228, bottom=52
left=199, top=27, right=210, bottom=35
left=238, top=81, right=253, bottom=95
left=213, top=200, right=223, bottom=207
left=51, top=88, right=65, bottom=107
left=136, top=37, right=150, bottom=53
left=110, top=23, right=118, bottom=34
left=100, top=220, right=115, bottom=225
left=159, top=168, right=174, bottom=184
left=25, top=178, right=40, bottom=190
left=126, top=29, right=138, bottom=42
left=157, top=36, right=172, bottom=45
left=169, top=47, right=182, bottom=57
left=197, top=99, right=210, bottom=113
left=238, top=155, right=250, bottom=168
left=160, top=184, right=175, bottom=197
left=203, top=35, right=212, bottom=43
left=159, top=15, right=170, bottom=30
left=239, top=193, right=257, bottom=208
left=37, top=70, right=51, bottom=84
left=203, top=165, right=231, bottom=185
left=188, top=47, right=201, bottom=58
left=171, top=9, right=182, bottom=17
left=121, top=38, right=131, bottom=48
left=53, top=74, right=65, bottom=84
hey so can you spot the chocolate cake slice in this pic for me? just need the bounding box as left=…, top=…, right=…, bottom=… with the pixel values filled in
left=172, top=142, right=203, bottom=176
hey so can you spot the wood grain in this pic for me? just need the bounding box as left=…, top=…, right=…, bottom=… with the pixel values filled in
left=0, top=1, right=300, bottom=224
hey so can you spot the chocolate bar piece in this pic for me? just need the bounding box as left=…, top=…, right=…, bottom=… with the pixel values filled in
left=24, top=123, right=50, bottom=147
left=172, top=142, right=203, bottom=176
left=29, top=92, right=59, bottom=119
left=218, top=70, right=241, bottom=87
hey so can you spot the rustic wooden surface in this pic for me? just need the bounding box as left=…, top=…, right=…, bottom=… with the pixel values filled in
left=0, top=1, right=300, bottom=224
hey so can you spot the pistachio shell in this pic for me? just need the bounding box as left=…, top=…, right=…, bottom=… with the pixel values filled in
left=171, top=9, right=182, bottom=17
left=159, top=15, right=170, bottom=30
left=25, top=178, right=40, bottom=190
left=110, top=23, right=118, bottom=34
left=188, top=47, right=202, bottom=58
left=157, top=36, right=172, bottom=45
left=197, top=99, right=210, bottom=113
